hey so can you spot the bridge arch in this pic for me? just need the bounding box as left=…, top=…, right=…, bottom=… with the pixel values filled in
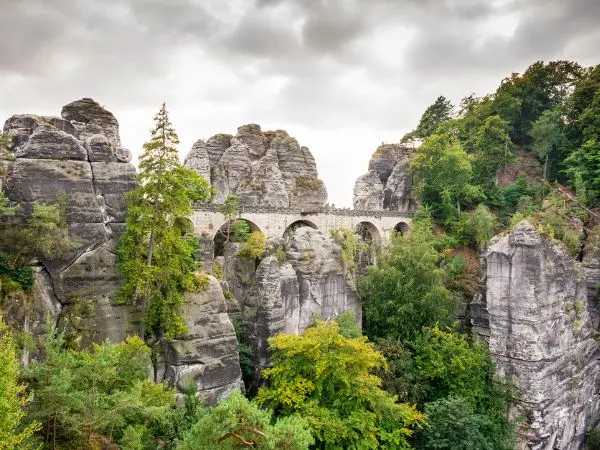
left=283, top=219, right=318, bottom=239
left=355, top=221, right=382, bottom=248
left=214, top=218, right=262, bottom=257
left=394, top=221, right=411, bottom=235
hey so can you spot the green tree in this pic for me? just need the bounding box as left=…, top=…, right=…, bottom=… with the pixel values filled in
left=403, top=96, right=454, bottom=141
left=256, top=320, right=425, bottom=449
left=530, top=107, right=567, bottom=180
left=472, top=115, right=512, bottom=184
left=417, top=396, right=505, bottom=450
left=237, top=230, right=267, bottom=260
left=24, top=329, right=178, bottom=449
left=410, top=134, right=482, bottom=221
left=335, top=310, right=362, bottom=339
left=220, top=194, right=242, bottom=242
left=0, top=316, right=39, bottom=449
left=231, top=219, right=251, bottom=242
left=411, top=327, right=515, bottom=449
left=178, top=390, right=313, bottom=450
left=565, top=81, right=600, bottom=203
left=358, top=220, right=455, bottom=343
left=468, top=204, right=497, bottom=247
left=117, top=104, right=212, bottom=340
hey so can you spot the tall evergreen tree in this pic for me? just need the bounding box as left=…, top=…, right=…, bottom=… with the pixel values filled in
left=117, top=104, right=212, bottom=342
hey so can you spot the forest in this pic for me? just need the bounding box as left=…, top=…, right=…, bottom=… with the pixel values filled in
left=1, top=58, right=600, bottom=449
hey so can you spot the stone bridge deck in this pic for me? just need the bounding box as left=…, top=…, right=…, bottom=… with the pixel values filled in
left=190, top=203, right=414, bottom=242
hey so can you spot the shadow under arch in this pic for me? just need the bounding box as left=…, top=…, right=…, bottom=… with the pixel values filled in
left=394, top=221, right=411, bottom=235
left=283, top=219, right=318, bottom=240
left=213, top=218, right=262, bottom=257
left=355, top=221, right=382, bottom=248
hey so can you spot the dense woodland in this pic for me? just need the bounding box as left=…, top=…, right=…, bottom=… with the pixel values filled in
left=0, top=59, right=599, bottom=449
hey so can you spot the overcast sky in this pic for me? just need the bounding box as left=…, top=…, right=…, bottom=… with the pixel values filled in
left=1, top=0, right=598, bottom=206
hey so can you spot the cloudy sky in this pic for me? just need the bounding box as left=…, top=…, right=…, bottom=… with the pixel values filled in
left=1, top=0, right=598, bottom=206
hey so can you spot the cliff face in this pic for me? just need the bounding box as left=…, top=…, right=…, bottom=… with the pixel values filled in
left=3, top=98, right=138, bottom=344
left=1, top=100, right=243, bottom=403
left=184, top=124, right=328, bottom=209
left=480, top=221, right=600, bottom=449
left=353, top=144, right=417, bottom=212
left=218, top=226, right=361, bottom=392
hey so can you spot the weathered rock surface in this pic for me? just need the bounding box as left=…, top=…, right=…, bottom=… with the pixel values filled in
left=184, top=139, right=211, bottom=181
left=184, top=124, right=327, bottom=209
left=238, top=226, right=360, bottom=391
left=353, top=144, right=417, bottom=212
left=2, top=99, right=138, bottom=344
left=163, top=277, right=244, bottom=404
left=480, top=221, right=600, bottom=449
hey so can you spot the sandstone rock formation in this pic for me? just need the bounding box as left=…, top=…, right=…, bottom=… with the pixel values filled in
left=2, top=100, right=244, bottom=403
left=3, top=99, right=138, bottom=345
left=353, top=144, right=417, bottom=212
left=238, top=226, right=361, bottom=391
left=162, top=277, right=244, bottom=404
left=480, top=221, right=600, bottom=449
left=184, top=125, right=327, bottom=209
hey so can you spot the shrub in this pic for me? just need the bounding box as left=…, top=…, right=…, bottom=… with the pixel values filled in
left=237, top=231, right=267, bottom=260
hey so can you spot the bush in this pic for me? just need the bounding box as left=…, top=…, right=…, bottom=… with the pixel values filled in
left=256, top=320, right=425, bottom=449
left=178, top=391, right=313, bottom=450
left=237, top=231, right=267, bottom=260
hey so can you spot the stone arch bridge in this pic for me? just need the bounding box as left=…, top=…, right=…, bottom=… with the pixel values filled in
left=190, top=204, right=414, bottom=244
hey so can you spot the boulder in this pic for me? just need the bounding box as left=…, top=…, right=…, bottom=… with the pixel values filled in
left=15, top=128, right=87, bottom=160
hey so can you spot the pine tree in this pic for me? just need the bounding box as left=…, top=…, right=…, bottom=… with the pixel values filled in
left=117, top=104, right=212, bottom=342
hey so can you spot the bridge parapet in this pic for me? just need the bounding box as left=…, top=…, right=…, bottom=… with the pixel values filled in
left=191, top=203, right=415, bottom=219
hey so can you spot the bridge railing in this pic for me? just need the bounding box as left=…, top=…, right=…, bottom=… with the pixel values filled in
left=191, top=202, right=415, bottom=219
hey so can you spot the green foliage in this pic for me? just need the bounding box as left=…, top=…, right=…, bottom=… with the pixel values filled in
left=230, top=316, right=255, bottom=388
left=418, top=396, right=511, bottom=450
left=411, top=326, right=496, bottom=405
left=330, top=228, right=365, bottom=282
left=237, top=231, right=267, bottom=260
left=530, top=107, right=568, bottom=180
left=410, top=134, right=483, bottom=222
left=231, top=219, right=251, bottom=242
left=472, top=115, right=512, bottom=184
left=0, top=252, right=34, bottom=292
left=117, top=104, right=212, bottom=340
left=274, top=246, right=287, bottom=263
left=374, top=338, right=429, bottom=405
left=403, top=96, right=454, bottom=141
left=468, top=204, right=497, bottom=246
left=24, top=329, right=179, bottom=449
left=0, top=316, right=39, bottom=449
left=178, top=390, right=313, bottom=450
left=220, top=194, right=241, bottom=222
left=212, top=261, right=224, bottom=281
left=335, top=310, right=362, bottom=339
left=588, top=428, right=600, bottom=450
left=358, top=220, right=455, bottom=342
left=256, top=320, right=426, bottom=449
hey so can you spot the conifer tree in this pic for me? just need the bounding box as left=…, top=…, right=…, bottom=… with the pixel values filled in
left=117, top=104, right=212, bottom=342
